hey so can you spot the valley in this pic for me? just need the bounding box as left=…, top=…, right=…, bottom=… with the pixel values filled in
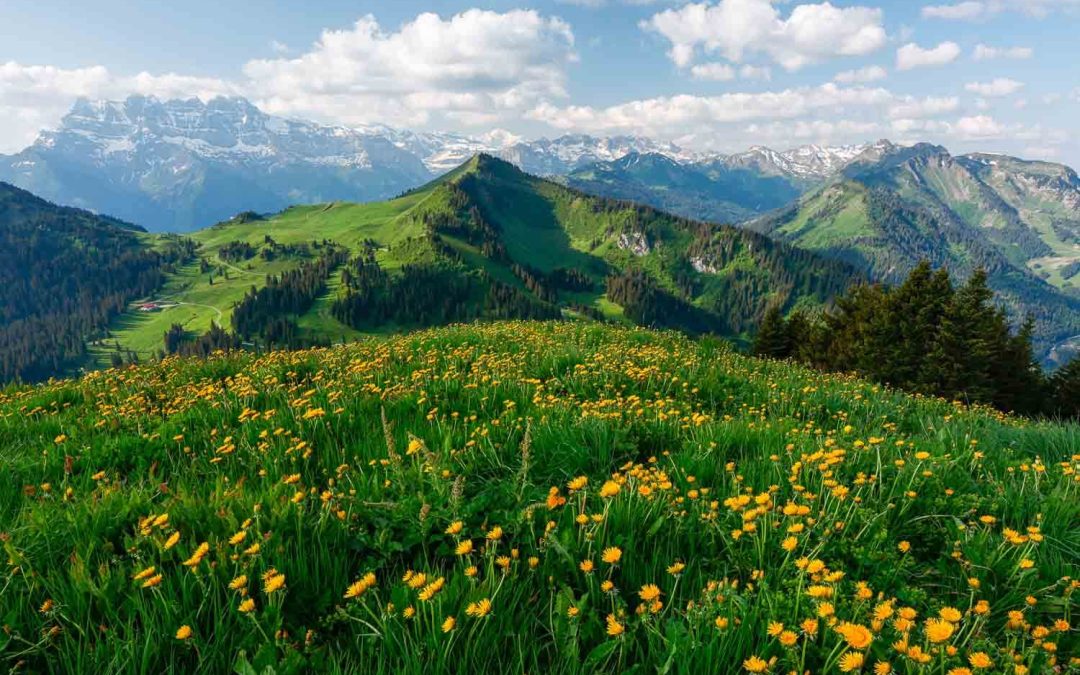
left=89, top=154, right=857, bottom=368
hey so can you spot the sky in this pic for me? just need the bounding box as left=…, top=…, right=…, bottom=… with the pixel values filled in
left=2, top=0, right=1079, bottom=163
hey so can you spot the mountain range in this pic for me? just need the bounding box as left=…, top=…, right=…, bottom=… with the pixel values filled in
left=3, top=94, right=1080, bottom=375
left=0, top=95, right=870, bottom=232
left=749, top=141, right=1080, bottom=362
left=0, top=153, right=863, bottom=382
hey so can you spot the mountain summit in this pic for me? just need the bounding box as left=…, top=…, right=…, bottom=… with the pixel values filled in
left=0, top=95, right=433, bottom=231
left=0, top=95, right=874, bottom=231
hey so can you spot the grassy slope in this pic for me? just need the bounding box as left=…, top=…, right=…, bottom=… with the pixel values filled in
left=96, top=155, right=857, bottom=364
left=1, top=321, right=1076, bottom=673
left=93, top=189, right=433, bottom=364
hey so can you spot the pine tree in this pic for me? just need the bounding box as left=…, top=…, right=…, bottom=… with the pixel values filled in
left=989, top=317, right=1045, bottom=415
left=1049, top=355, right=1080, bottom=419
left=753, top=306, right=789, bottom=359
left=924, top=269, right=996, bottom=403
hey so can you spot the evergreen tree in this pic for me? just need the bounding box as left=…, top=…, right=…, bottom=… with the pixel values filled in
left=1049, top=356, right=1080, bottom=419
left=753, top=306, right=789, bottom=359
left=924, top=269, right=996, bottom=403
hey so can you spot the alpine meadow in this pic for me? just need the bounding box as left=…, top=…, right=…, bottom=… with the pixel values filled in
left=2, top=1, right=1080, bottom=674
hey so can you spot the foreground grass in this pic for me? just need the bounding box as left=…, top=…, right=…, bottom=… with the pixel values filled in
left=1, top=321, right=1077, bottom=673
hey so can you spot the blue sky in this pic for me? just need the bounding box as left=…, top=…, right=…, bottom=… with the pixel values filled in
left=2, top=0, right=1078, bottom=163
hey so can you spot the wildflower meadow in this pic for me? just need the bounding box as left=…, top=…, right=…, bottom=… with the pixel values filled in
left=0, top=321, right=1076, bottom=673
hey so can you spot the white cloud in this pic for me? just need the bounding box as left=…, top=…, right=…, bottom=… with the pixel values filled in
left=739, top=64, right=772, bottom=80
left=921, top=2, right=986, bottom=20
left=0, top=61, right=235, bottom=152
left=527, top=83, right=894, bottom=137
left=690, top=62, right=736, bottom=80
left=556, top=0, right=671, bottom=6
left=641, top=0, right=886, bottom=71
left=972, top=44, right=1033, bottom=60
left=964, top=78, right=1024, bottom=97
left=0, top=10, right=577, bottom=151
left=243, top=11, right=577, bottom=129
left=896, top=42, right=961, bottom=70
left=888, top=95, right=959, bottom=118
left=953, top=114, right=1008, bottom=138
left=270, top=40, right=290, bottom=55
left=834, top=65, right=887, bottom=83
left=921, top=0, right=1080, bottom=21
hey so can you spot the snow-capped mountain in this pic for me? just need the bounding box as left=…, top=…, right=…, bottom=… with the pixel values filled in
left=0, top=96, right=432, bottom=231
left=0, top=94, right=880, bottom=231
left=497, top=134, right=702, bottom=176
left=717, top=143, right=869, bottom=181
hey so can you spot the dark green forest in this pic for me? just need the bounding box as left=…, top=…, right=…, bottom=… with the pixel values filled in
left=753, top=261, right=1080, bottom=418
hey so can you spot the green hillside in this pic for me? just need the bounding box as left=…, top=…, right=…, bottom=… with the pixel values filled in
left=95, top=154, right=860, bottom=366
left=2, top=321, right=1077, bottom=673
left=750, top=145, right=1080, bottom=362
left=0, top=181, right=194, bottom=382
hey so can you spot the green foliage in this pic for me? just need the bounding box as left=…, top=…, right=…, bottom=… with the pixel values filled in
left=0, top=321, right=1076, bottom=673
left=755, top=261, right=1061, bottom=417
left=0, top=181, right=195, bottom=382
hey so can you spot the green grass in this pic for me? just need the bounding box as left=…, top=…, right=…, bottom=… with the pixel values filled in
left=1, top=321, right=1076, bottom=673
left=777, top=184, right=874, bottom=248
left=95, top=185, right=441, bottom=362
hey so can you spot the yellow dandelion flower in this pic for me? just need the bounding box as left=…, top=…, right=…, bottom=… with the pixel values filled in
left=567, top=476, right=588, bottom=491
left=638, top=584, right=661, bottom=603
left=175, top=625, right=193, bottom=641
left=925, top=618, right=955, bottom=643
left=238, top=598, right=256, bottom=613
left=442, top=616, right=456, bottom=633
left=743, top=656, right=769, bottom=673
left=839, top=652, right=865, bottom=672
left=133, top=566, right=156, bottom=581
left=599, top=480, right=620, bottom=498
left=938, top=607, right=962, bottom=623
left=605, top=614, right=625, bottom=637
left=601, top=547, right=622, bottom=564
left=967, top=652, right=993, bottom=669
left=836, top=622, right=873, bottom=650
left=465, top=598, right=492, bottom=618
left=455, top=539, right=474, bottom=556
left=263, top=573, right=286, bottom=594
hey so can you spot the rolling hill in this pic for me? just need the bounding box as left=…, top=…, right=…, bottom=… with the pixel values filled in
left=748, top=143, right=1080, bottom=362
left=83, top=153, right=860, bottom=372
left=0, top=180, right=193, bottom=382
left=2, top=320, right=1077, bottom=672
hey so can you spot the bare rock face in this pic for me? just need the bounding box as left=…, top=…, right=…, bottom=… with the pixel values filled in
left=617, top=231, right=654, bottom=256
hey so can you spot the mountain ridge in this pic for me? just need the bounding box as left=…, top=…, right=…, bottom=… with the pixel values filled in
left=0, top=94, right=879, bottom=231
left=748, top=141, right=1080, bottom=362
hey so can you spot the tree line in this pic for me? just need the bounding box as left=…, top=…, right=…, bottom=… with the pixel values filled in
left=0, top=182, right=196, bottom=382
left=230, top=246, right=349, bottom=348
left=753, top=261, right=1080, bottom=419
